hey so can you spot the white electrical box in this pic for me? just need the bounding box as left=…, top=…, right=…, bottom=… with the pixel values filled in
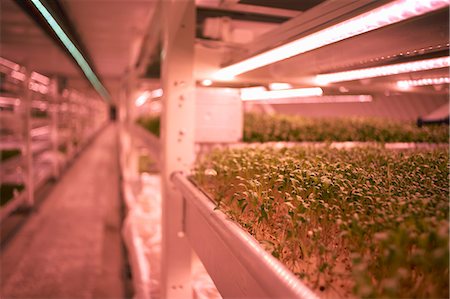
left=195, top=87, right=242, bottom=143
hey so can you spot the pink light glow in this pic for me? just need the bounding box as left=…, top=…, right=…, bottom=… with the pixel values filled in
left=269, top=83, right=293, bottom=90
left=11, top=70, right=26, bottom=81
left=0, top=57, right=20, bottom=71
left=151, top=88, right=163, bottom=98
left=31, top=71, right=50, bottom=85
left=135, top=91, right=151, bottom=107
left=201, top=79, right=213, bottom=86
left=316, top=57, right=450, bottom=84
left=240, top=87, right=323, bottom=101
left=213, top=0, right=449, bottom=80
left=397, top=76, right=450, bottom=88
left=135, top=89, right=163, bottom=107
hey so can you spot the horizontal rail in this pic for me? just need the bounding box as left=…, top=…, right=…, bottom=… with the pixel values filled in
left=172, top=172, right=318, bottom=299
left=226, top=141, right=449, bottom=151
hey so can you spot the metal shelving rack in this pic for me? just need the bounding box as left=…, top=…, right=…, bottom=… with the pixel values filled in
left=118, top=1, right=319, bottom=298
left=0, top=57, right=108, bottom=221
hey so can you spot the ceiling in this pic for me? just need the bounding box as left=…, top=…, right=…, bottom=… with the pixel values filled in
left=0, top=0, right=79, bottom=77
left=0, top=0, right=158, bottom=101
left=0, top=0, right=448, bottom=102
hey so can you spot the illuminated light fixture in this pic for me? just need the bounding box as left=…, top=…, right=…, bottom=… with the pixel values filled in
left=11, top=70, right=26, bottom=81
left=32, top=100, right=48, bottom=110
left=240, top=87, right=323, bottom=101
left=339, top=86, right=350, bottom=93
left=245, top=95, right=373, bottom=104
left=29, top=82, right=49, bottom=94
left=135, top=88, right=163, bottom=107
left=213, top=0, right=449, bottom=80
left=0, top=96, right=21, bottom=106
left=151, top=88, right=163, bottom=98
left=269, top=82, right=293, bottom=90
left=315, top=56, right=450, bottom=84
left=135, top=91, right=151, bottom=107
left=30, top=0, right=111, bottom=101
left=0, top=57, right=20, bottom=70
left=397, top=76, right=450, bottom=88
left=30, top=125, right=51, bottom=138
left=396, top=81, right=411, bottom=89
left=201, top=79, right=213, bottom=86
left=31, top=71, right=50, bottom=85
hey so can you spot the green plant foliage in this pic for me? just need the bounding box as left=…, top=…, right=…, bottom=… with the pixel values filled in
left=136, top=116, right=160, bottom=137
left=0, top=149, right=20, bottom=162
left=138, top=154, right=158, bottom=173
left=192, top=146, right=449, bottom=298
left=243, top=113, right=449, bottom=143
left=0, top=184, right=24, bottom=206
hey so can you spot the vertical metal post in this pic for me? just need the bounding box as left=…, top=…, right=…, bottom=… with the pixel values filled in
left=160, top=0, right=196, bottom=298
left=125, top=72, right=136, bottom=179
left=49, top=78, right=60, bottom=179
left=23, top=69, right=34, bottom=207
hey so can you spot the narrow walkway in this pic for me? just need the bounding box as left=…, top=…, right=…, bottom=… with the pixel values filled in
left=1, top=124, right=129, bottom=299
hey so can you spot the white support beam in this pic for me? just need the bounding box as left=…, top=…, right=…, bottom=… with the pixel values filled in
left=160, top=1, right=196, bottom=298
left=50, top=78, right=60, bottom=179
left=22, top=69, right=34, bottom=207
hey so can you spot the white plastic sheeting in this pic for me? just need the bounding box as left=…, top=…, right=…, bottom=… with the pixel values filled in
left=122, top=173, right=222, bottom=299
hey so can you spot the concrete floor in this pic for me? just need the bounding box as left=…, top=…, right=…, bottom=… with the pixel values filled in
left=1, top=124, right=130, bottom=299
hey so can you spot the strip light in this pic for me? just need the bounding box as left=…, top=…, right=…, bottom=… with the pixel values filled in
left=397, top=76, right=450, bottom=88
left=0, top=96, right=21, bottom=106
left=240, top=87, right=323, bottom=101
left=31, top=125, right=51, bottom=138
left=316, top=57, right=450, bottom=84
left=0, top=57, right=20, bottom=70
left=269, top=83, right=293, bottom=90
left=31, top=71, right=50, bottom=85
left=244, top=95, right=373, bottom=104
left=135, top=91, right=151, bottom=107
left=11, top=70, right=26, bottom=82
left=30, top=0, right=111, bottom=101
left=135, top=89, right=163, bottom=107
left=151, top=88, right=163, bottom=98
left=213, top=0, right=449, bottom=80
left=201, top=79, right=213, bottom=86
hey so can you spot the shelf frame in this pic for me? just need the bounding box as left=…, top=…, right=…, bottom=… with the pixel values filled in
left=172, top=173, right=318, bottom=299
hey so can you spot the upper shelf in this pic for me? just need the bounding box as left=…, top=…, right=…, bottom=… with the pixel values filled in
left=194, top=0, right=449, bottom=95
left=238, top=8, right=449, bottom=85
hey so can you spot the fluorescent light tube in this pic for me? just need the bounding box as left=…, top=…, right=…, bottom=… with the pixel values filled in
left=397, top=76, right=450, bottom=88
left=30, top=0, right=111, bottom=101
left=31, top=72, right=50, bottom=85
left=135, top=91, right=151, bottom=107
left=151, top=88, right=163, bottom=98
left=0, top=57, right=20, bottom=70
left=316, top=57, right=450, bottom=84
left=11, top=70, right=26, bottom=81
left=240, top=87, right=323, bottom=101
left=201, top=79, right=213, bottom=86
left=269, top=83, right=293, bottom=90
left=214, top=0, right=449, bottom=80
left=135, top=89, right=163, bottom=107
left=244, top=95, right=373, bottom=104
